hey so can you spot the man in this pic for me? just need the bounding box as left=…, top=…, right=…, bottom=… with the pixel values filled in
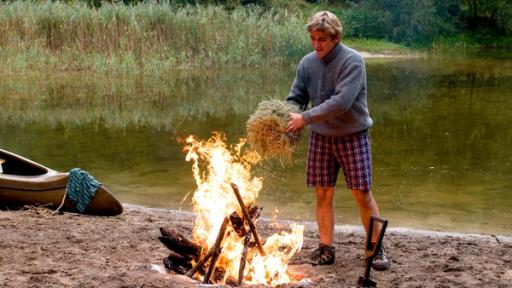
left=285, top=11, right=389, bottom=270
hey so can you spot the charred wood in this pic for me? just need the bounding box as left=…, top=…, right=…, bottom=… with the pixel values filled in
left=185, top=246, right=215, bottom=278
left=159, top=227, right=201, bottom=258
left=225, top=276, right=239, bottom=287
left=230, top=205, right=263, bottom=238
left=186, top=217, right=229, bottom=281
left=203, top=217, right=229, bottom=284
left=163, top=257, right=190, bottom=275
left=238, top=229, right=252, bottom=285
left=230, top=183, right=266, bottom=256
left=229, top=211, right=247, bottom=237
left=213, top=268, right=227, bottom=284
left=247, top=204, right=262, bottom=221
left=166, top=251, right=193, bottom=267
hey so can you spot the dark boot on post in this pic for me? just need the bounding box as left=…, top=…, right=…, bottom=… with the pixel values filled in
left=371, top=246, right=390, bottom=271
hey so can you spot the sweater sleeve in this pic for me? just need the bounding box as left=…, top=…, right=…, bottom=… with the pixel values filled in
left=285, top=60, right=310, bottom=111
left=302, top=57, right=364, bottom=124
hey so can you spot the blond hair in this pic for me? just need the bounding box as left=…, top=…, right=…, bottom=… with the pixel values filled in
left=307, top=11, right=342, bottom=39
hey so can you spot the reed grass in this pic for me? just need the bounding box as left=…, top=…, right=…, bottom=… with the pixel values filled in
left=0, top=1, right=310, bottom=73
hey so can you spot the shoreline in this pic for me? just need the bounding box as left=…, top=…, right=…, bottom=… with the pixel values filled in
left=359, top=51, right=424, bottom=59
left=2, top=204, right=511, bottom=287
left=124, top=204, right=512, bottom=243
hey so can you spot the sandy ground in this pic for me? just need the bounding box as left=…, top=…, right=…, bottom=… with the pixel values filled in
left=1, top=204, right=511, bottom=288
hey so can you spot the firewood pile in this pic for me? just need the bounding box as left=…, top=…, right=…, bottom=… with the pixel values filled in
left=158, top=183, right=265, bottom=286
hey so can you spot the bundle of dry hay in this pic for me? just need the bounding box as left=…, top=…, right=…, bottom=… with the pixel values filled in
left=246, top=100, right=302, bottom=162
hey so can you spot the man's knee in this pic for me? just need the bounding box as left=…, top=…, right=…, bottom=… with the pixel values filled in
left=316, top=186, right=334, bottom=206
left=352, top=189, right=373, bottom=207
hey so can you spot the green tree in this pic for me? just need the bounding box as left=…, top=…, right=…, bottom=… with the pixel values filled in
left=462, top=0, right=512, bottom=35
left=341, top=0, right=510, bottom=47
left=343, top=0, right=448, bottom=46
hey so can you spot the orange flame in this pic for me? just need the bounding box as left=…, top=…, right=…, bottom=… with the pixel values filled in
left=184, top=133, right=304, bottom=286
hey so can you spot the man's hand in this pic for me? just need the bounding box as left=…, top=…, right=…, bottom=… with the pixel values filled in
left=286, top=113, right=306, bottom=132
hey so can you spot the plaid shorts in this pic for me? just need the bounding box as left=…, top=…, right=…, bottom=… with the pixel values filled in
left=307, top=131, right=372, bottom=191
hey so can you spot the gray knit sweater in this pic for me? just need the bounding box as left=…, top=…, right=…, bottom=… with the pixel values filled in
left=286, top=43, right=373, bottom=137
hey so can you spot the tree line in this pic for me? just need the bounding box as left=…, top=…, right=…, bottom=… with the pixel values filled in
left=337, top=0, right=511, bottom=48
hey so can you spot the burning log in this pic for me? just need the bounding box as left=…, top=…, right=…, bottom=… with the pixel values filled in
left=230, top=183, right=266, bottom=256
left=163, top=251, right=193, bottom=275
left=158, top=185, right=270, bottom=285
left=229, top=211, right=247, bottom=237
left=202, top=217, right=229, bottom=284
left=160, top=203, right=263, bottom=283
left=229, top=204, right=262, bottom=237
left=186, top=217, right=230, bottom=283
left=159, top=227, right=201, bottom=259
left=159, top=227, right=202, bottom=276
left=184, top=246, right=214, bottom=278
left=237, top=204, right=263, bottom=285
left=165, top=250, right=193, bottom=267
left=248, top=204, right=262, bottom=221
left=238, top=229, right=252, bottom=286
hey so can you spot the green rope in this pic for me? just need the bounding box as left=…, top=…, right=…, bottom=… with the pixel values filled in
left=66, top=168, right=101, bottom=213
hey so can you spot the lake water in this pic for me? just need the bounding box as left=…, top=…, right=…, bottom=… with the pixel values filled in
left=1, top=55, right=511, bottom=235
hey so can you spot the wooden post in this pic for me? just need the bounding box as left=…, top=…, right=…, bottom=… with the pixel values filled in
left=238, top=205, right=261, bottom=285
left=186, top=217, right=229, bottom=280
left=230, top=183, right=266, bottom=256
left=203, top=217, right=229, bottom=284
left=238, top=229, right=252, bottom=286
left=185, top=248, right=213, bottom=278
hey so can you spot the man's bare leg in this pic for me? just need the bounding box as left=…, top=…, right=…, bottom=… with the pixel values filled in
left=352, top=189, right=390, bottom=270
left=316, top=186, right=335, bottom=245
left=352, top=189, right=379, bottom=242
left=309, top=186, right=336, bottom=265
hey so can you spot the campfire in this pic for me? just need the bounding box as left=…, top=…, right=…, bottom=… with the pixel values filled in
left=159, top=133, right=304, bottom=286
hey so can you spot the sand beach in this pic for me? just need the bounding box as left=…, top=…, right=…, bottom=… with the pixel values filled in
left=1, top=204, right=511, bottom=288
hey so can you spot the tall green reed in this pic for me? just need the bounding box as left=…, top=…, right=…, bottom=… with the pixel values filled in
left=0, top=1, right=310, bottom=73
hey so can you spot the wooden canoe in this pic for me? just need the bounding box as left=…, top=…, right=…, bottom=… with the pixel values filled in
left=0, top=149, right=123, bottom=216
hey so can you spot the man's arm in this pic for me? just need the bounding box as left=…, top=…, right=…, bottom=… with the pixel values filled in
left=285, top=61, right=310, bottom=132
left=285, top=61, right=310, bottom=111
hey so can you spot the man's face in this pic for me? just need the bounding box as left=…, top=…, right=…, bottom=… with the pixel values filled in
left=309, top=30, right=339, bottom=59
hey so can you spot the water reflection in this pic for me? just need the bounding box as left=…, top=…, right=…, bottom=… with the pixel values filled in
left=0, top=68, right=290, bottom=132
left=0, top=57, right=510, bottom=235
